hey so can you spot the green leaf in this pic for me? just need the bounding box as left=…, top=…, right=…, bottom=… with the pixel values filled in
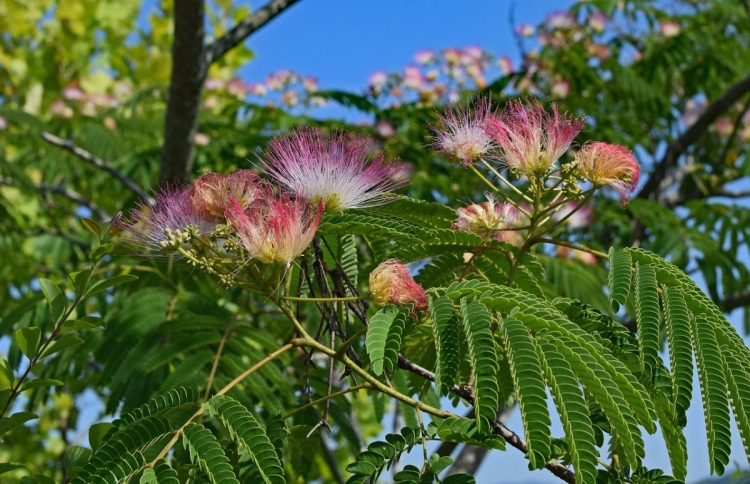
left=443, top=475, right=477, bottom=484
left=63, top=446, right=92, bottom=479
left=0, top=463, right=26, bottom=475
left=428, top=455, right=453, bottom=474
left=90, top=243, right=114, bottom=262
left=608, top=247, right=633, bottom=312
left=0, top=358, right=14, bottom=391
left=15, top=327, right=41, bottom=359
left=635, top=263, right=661, bottom=376
left=536, top=338, right=598, bottom=484
left=206, top=395, right=285, bottom=484
left=366, top=305, right=399, bottom=376
left=429, top=295, right=460, bottom=395
left=662, top=286, right=693, bottom=417
left=182, top=422, right=240, bottom=484
left=60, top=316, right=106, bottom=333
left=0, top=411, right=38, bottom=436
left=140, top=459, right=179, bottom=484
left=500, top=316, right=551, bottom=469
left=722, top=350, right=750, bottom=468
left=88, top=422, right=114, bottom=451
left=84, top=274, right=138, bottom=298
left=459, top=299, right=498, bottom=433
left=20, top=378, right=63, bottom=392
left=38, top=278, right=66, bottom=322
left=690, top=313, right=731, bottom=475
left=39, top=335, right=84, bottom=359
left=434, top=417, right=505, bottom=450
left=67, top=269, right=92, bottom=297
left=80, top=217, right=102, bottom=239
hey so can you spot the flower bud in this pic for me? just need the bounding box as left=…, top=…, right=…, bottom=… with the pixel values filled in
left=369, top=260, right=428, bottom=310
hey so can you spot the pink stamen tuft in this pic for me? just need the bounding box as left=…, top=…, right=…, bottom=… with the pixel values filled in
left=431, top=96, right=497, bottom=165
left=575, top=142, right=640, bottom=205
left=261, top=129, right=406, bottom=211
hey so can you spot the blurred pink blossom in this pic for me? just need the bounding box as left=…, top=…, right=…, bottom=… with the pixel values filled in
left=369, top=71, right=388, bottom=91
left=0, top=115, right=7, bottom=130
left=281, top=91, right=299, bottom=107
left=516, top=23, right=535, bottom=37
left=585, top=42, right=611, bottom=60
left=303, top=76, right=319, bottom=92
left=553, top=202, right=592, bottom=229
left=442, top=47, right=461, bottom=65
left=460, top=46, right=484, bottom=65
left=713, top=117, right=734, bottom=136
left=588, top=12, right=608, bottom=32
left=103, top=116, right=117, bottom=130
left=49, top=100, right=73, bottom=118
left=195, top=133, right=210, bottom=146
left=546, top=12, right=576, bottom=30
left=660, top=21, right=681, bottom=37
left=498, top=55, right=514, bottom=75
left=551, top=80, right=570, bottom=98
left=404, top=66, right=423, bottom=89
left=414, top=49, right=436, bottom=65
left=204, top=78, right=225, bottom=91
left=249, top=83, right=267, bottom=96
left=374, top=119, right=395, bottom=137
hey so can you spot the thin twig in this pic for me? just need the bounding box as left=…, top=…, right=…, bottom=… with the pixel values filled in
left=203, top=323, right=234, bottom=402
left=638, top=71, right=750, bottom=200
left=41, top=132, right=153, bottom=203
left=204, top=0, right=304, bottom=64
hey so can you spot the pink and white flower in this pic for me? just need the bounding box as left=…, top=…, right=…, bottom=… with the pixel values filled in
left=369, top=259, right=428, bottom=310
left=497, top=55, right=514, bottom=75
left=414, top=49, right=436, bottom=65
left=659, top=21, right=681, bottom=38
left=588, top=12, right=608, bottom=32
left=484, top=100, right=585, bottom=174
left=261, top=129, right=405, bottom=211
left=190, top=170, right=263, bottom=222
left=431, top=96, right=496, bottom=165
left=546, top=12, right=576, bottom=30
left=575, top=142, right=640, bottom=204
left=123, top=187, right=215, bottom=255
left=225, top=191, right=322, bottom=266
left=516, top=23, right=535, bottom=37
left=454, top=193, right=517, bottom=235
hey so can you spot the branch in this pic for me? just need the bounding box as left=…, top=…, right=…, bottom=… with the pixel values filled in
left=41, top=132, right=153, bottom=204
left=160, top=0, right=206, bottom=185
left=638, top=71, right=750, bottom=200
left=445, top=406, right=516, bottom=476
left=204, top=0, right=304, bottom=64
left=0, top=176, right=109, bottom=219
left=723, top=290, right=750, bottom=312
left=397, top=355, right=576, bottom=483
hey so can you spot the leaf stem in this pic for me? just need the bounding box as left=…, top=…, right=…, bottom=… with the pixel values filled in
left=283, top=383, right=371, bottom=419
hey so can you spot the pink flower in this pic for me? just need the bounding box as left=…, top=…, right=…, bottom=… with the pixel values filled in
left=103, top=116, right=117, bottom=130
left=194, top=133, right=210, bottom=146
left=369, top=260, right=427, bottom=310
left=249, top=83, right=267, bottom=96
left=225, top=191, right=322, bottom=266
left=431, top=96, right=496, bottom=165
left=484, top=100, right=585, bottom=174
left=303, top=76, right=319, bottom=92
left=497, top=55, right=514, bottom=75
left=190, top=170, right=263, bottom=221
left=261, top=129, right=405, bottom=211
left=516, top=23, right=535, bottom=37
left=369, top=71, right=388, bottom=90
left=454, top=193, right=517, bottom=235
left=575, top=142, right=640, bottom=205
left=374, top=119, right=395, bottom=138
left=659, top=21, right=681, bottom=37
left=414, top=49, right=436, bottom=65
left=461, top=46, right=484, bottom=65
left=204, top=78, right=225, bottom=91
left=62, top=86, right=85, bottom=100
left=49, top=100, right=73, bottom=118
left=585, top=42, right=611, bottom=60
left=588, top=12, right=608, bottom=32
left=713, top=117, right=734, bottom=136
left=551, top=80, right=570, bottom=98
left=228, top=78, right=252, bottom=97
left=281, top=91, right=299, bottom=107
left=546, top=12, right=576, bottom=30
left=123, top=187, right=215, bottom=255
left=404, top=66, right=423, bottom=89
left=442, top=47, right=461, bottom=65
left=0, top=115, right=6, bottom=130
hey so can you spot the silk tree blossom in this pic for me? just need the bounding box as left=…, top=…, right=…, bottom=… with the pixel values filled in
left=576, top=142, right=640, bottom=205
left=454, top=193, right=518, bottom=235
left=190, top=169, right=263, bottom=222
left=225, top=191, right=322, bottom=266
left=124, top=187, right=215, bottom=255
left=431, top=97, right=496, bottom=165
left=484, top=100, right=585, bottom=175
left=261, top=129, right=405, bottom=211
left=553, top=202, right=593, bottom=229
left=369, top=260, right=428, bottom=310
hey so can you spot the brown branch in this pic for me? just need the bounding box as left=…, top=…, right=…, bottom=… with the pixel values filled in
left=204, top=0, right=304, bottom=64
left=0, top=176, right=109, bottom=219
left=160, top=0, right=303, bottom=185
left=723, top=291, right=750, bottom=312
left=41, top=132, right=153, bottom=203
left=160, top=0, right=206, bottom=185
left=638, top=71, right=750, bottom=201
left=397, top=355, right=576, bottom=483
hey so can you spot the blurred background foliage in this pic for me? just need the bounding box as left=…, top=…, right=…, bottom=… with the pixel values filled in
left=1, top=0, right=750, bottom=482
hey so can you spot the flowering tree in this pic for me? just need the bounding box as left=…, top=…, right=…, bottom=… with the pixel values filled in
left=2, top=0, right=750, bottom=483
